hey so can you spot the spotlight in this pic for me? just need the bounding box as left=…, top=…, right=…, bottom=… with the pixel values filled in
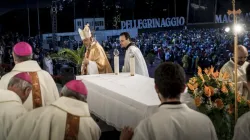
left=234, top=24, right=243, bottom=33
left=225, top=27, right=230, bottom=32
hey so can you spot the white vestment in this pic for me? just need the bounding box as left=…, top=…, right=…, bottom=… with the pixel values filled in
left=43, top=57, right=53, bottom=75
left=0, top=89, right=27, bottom=140
left=0, top=60, right=59, bottom=111
left=123, top=45, right=149, bottom=77
left=220, top=59, right=249, bottom=82
left=7, top=97, right=101, bottom=140
left=238, top=81, right=250, bottom=100
left=233, top=111, right=250, bottom=140
left=87, top=61, right=99, bottom=74
left=180, top=88, right=197, bottom=110
left=132, top=104, right=217, bottom=140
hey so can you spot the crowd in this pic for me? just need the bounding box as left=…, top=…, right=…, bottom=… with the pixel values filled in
left=103, top=28, right=250, bottom=74
left=0, top=32, right=82, bottom=76
left=0, top=32, right=43, bottom=68
left=1, top=28, right=250, bottom=77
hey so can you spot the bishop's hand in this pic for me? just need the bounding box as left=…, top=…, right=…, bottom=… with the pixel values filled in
left=120, top=126, right=134, bottom=140
left=83, top=59, right=89, bottom=65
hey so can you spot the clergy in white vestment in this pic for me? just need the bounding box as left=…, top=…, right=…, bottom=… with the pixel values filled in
left=0, top=72, right=32, bottom=140
left=233, top=111, right=250, bottom=139
left=120, top=62, right=217, bottom=140
left=7, top=80, right=101, bottom=140
left=0, top=42, right=59, bottom=111
left=220, top=45, right=249, bottom=82
left=43, top=52, right=53, bottom=75
left=119, top=32, right=149, bottom=77
left=237, top=64, right=250, bottom=101
left=78, top=24, right=113, bottom=75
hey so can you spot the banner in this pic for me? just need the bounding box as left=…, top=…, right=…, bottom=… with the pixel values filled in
left=215, top=13, right=250, bottom=23
left=74, top=18, right=105, bottom=31
left=121, top=17, right=185, bottom=29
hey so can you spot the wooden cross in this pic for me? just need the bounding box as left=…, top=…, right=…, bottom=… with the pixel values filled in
left=227, top=9, right=242, bottom=16
left=227, top=3, right=242, bottom=122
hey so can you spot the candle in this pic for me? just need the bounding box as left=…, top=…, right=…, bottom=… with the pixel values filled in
left=130, top=57, right=135, bottom=76
left=114, top=55, right=119, bottom=75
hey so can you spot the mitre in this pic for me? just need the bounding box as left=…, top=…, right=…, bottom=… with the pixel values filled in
left=78, top=24, right=92, bottom=40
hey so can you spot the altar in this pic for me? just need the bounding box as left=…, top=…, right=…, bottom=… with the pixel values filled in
left=76, top=73, right=195, bottom=130
left=76, top=73, right=160, bottom=130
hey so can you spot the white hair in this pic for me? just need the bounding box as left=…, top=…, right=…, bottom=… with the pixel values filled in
left=8, top=77, right=32, bottom=91
left=13, top=52, right=33, bottom=62
left=61, top=86, right=87, bottom=102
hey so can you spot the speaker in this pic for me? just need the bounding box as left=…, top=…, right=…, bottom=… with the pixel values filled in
left=60, top=67, right=76, bottom=86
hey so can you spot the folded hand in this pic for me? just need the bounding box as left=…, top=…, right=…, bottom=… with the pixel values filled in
left=83, top=59, right=89, bottom=65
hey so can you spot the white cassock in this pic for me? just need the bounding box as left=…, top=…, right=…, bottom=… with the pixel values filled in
left=123, top=44, right=149, bottom=77
left=220, top=59, right=249, bottom=82
left=43, top=57, right=53, bottom=75
left=180, top=88, right=197, bottom=110
left=238, top=81, right=250, bottom=100
left=0, top=60, right=59, bottom=111
left=233, top=112, right=250, bottom=140
left=132, top=104, right=217, bottom=140
left=7, top=97, right=101, bottom=140
left=0, top=89, right=27, bottom=140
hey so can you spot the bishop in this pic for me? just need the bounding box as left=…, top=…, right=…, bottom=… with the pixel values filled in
left=0, top=42, right=59, bottom=111
left=7, top=80, right=101, bottom=140
left=78, top=24, right=113, bottom=75
left=0, top=72, right=32, bottom=140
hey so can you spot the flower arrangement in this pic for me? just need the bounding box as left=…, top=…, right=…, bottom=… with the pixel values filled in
left=187, top=66, right=250, bottom=140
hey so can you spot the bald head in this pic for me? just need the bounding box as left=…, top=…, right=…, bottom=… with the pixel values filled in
left=237, top=45, right=248, bottom=66
left=238, top=45, right=248, bottom=53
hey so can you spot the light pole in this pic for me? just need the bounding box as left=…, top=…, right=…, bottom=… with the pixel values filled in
left=51, top=0, right=58, bottom=49
left=186, top=0, right=190, bottom=24
left=27, top=7, right=30, bottom=37
left=73, top=0, right=76, bottom=31
left=37, top=0, right=40, bottom=38
left=174, top=0, right=176, bottom=17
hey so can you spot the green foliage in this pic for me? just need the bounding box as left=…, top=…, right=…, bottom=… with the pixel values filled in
left=50, top=46, right=85, bottom=74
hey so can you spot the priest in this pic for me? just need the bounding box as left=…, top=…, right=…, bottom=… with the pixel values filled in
left=7, top=80, right=101, bottom=140
left=120, top=63, right=217, bottom=140
left=233, top=78, right=250, bottom=140
left=0, top=72, right=32, bottom=140
left=119, top=32, right=149, bottom=77
left=220, top=45, right=249, bottom=82
left=237, top=64, right=250, bottom=100
left=78, top=24, right=113, bottom=75
left=233, top=112, right=250, bottom=140
left=43, top=51, right=53, bottom=75
left=0, top=42, right=59, bottom=111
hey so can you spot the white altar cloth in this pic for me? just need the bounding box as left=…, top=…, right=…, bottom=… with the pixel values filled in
left=76, top=73, right=195, bottom=130
left=76, top=73, right=160, bottom=130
